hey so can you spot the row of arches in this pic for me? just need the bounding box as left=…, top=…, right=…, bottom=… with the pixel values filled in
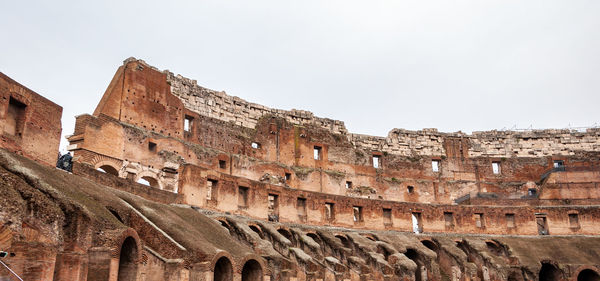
left=96, top=163, right=162, bottom=189
left=214, top=256, right=263, bottom=281
left=114, top=233, right=263, bottom=281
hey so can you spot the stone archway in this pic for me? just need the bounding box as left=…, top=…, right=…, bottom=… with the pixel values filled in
left=135, top=171, right=162, bottom=189
left=241, top=259, right=263, bottom=281
left=214, top=256, right=233, bottom=281
left=117, top=236, right=138, bottom=281
left=97, top=164, right=119, bottom=176
left=277, top=228, right=293, bottom=244
left=539, top=263, right=561, bottom=281
left=578, top=269, right=600, bottom=281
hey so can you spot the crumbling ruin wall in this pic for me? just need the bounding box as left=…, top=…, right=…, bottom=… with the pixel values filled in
left=166, top=68, right=600, bottom=158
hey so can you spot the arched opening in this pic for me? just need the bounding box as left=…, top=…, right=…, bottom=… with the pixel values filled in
left=117, top=237, right=138, bottom=281
left=485, top=240, right=507, bottom=257
left=97, top=165, right=119, bottom=176
left=578, top=270, right=600, bottom=281
left=335, top=235, right=352, bottom=249
left=137, top=176, right=159, bottom=188
left=249, top=225, right=264, bottom=239
left=241, top=259, right=263, bottom=281
left=277, top=228, right=293, bottom=244
left=306, top=233, right=321, bottom=244
left=405, top=249, right=423, bottom=281
left=539, top=263, right=561, bottom=281
left=217, top=220, right=230, bottom=234
left=214, top=257, right=233, bottom=281
left=420, top=240, right=438, bottom=252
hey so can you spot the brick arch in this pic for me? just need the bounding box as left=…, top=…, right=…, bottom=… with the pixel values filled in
left=209, top=251, right=237, bottom=271
left=572, top=266, right=600, bottom=281
left=420, top=238, right=439, bottom=252
left=539, top=260, right=564, bottom=281
left=90, top=154, right=123, bottom=174
left=333, top=233, right=352, bottom=248
left=276, top=226, right=293, bottom=242
left=95, top=161, right=121, bottom=177
left=111, top=228, right=142, bottom=262
left=247, top=223, right=264, bottom=239
left=238, top=254, right=267, bottom=275
left=135, top=170, right=163, bottom=190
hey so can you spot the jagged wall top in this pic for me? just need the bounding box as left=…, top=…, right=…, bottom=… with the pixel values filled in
left=126, top=58, right=600, bottom=157
left=162, top=66, right=348, bottom=135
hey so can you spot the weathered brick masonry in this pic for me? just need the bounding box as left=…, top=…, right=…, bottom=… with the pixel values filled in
left=0, top=72, right=62, bottom=165
left=1, top=58, right=599, bottom=281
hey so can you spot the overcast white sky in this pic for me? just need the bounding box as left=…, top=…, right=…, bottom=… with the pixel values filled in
left=1, top=0, right=599, bottom=151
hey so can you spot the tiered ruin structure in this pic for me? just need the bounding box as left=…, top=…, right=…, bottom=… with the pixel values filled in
left=0, top=59, right=599, bottom=281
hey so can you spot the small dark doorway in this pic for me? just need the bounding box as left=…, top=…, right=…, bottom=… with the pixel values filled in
left=539, top=263, right=561, bottom=281
left=241, top=259, right=263, bottom=281
left=214, top=257, right=233, bottom=281
left=117, top=237, right=138, bottom=281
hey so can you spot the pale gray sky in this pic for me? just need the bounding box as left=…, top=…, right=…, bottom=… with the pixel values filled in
left=1, top=0, right=599, bottom=151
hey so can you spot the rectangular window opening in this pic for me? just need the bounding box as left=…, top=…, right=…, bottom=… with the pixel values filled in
left=407, top=185, right=415, bottom=193
left=325, top=203, right=335, bottom=222
left=553, top=160, right=564, bottom=169
left=475, top=213, right=484, bottom=228
left=297, top=198, right=307, bottom=221
left=568, top=214, right=579, bottom=228
left=383, top=208, right=392, bottom=225
left=238, top=186, right=249, bottom=207
left=432, top=160, right=440, bottom=172
left=412, top=212, right=423, bottom=234
left=536, top=216, right=549, bottom=235
left=444, top=212, right=454, bottom=228
left=268, top=194, right=279, bottom=222
left=353, top=206, right=363, bottom=223
left=219, top=160, right=227, bottom=169
left=206, top=179, right=217, bottom=200
left=184, top=115, right=193, bottom=132
left=373, top=155, right=381, bottom=169
left=314, top=146, right=322, bottom=160
left=345, top=181, right=353, bottom=189
left=6, top=97, right=27, bottom=136
left=148, top=141, right=157, bottom=152
left=285, top=173, right=291, bottom=181
left=506, top=213, right=515, bottom=228
left=492, top=162, right=501, bottom=174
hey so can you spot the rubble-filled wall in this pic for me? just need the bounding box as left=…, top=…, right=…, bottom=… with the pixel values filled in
left=166, top=68, right=600, bottom=158
left=0, top=72, right=62, bottom=166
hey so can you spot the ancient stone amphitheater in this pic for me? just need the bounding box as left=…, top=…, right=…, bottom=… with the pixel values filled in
left=1, top=58, right=599, bottom=281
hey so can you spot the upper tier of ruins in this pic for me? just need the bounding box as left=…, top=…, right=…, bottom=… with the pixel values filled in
left=1, top=58, right=599, bottom=281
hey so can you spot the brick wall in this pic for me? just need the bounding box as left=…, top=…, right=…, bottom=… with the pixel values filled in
left=0, top=72, right=62, bottom=166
